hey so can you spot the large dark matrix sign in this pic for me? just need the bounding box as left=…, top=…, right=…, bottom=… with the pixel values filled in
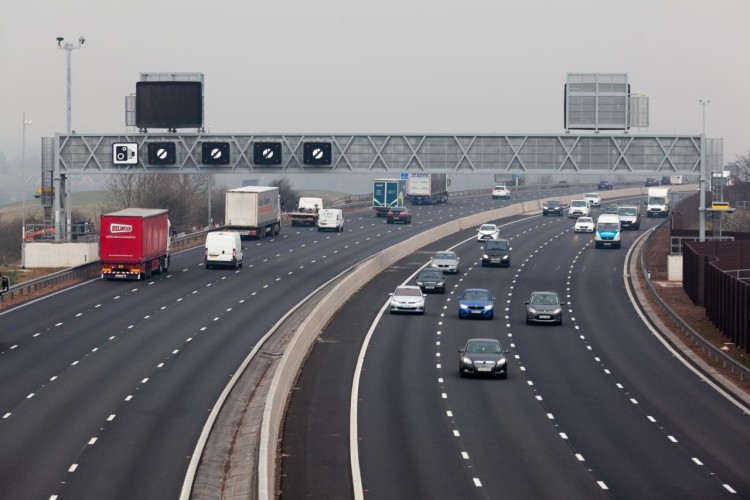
left=135, top=81, right=203, bottom=129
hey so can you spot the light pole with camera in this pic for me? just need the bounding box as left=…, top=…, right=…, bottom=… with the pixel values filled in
left=56, top=36, right=85, bottom=134
left=21, top=113, right=32, bottom=268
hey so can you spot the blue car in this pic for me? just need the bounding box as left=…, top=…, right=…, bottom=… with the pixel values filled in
left=457, top=288, right=495, bottom=319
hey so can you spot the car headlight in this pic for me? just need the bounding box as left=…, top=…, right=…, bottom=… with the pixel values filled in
left=496, top=358, right=507, bottom=366
left=482, top=254, right=489, bottom=259
left=462, top=356, right=473, bottom=365
left=528, top=307, right=537, bottom=314
left=416, top=281, right=424, bottom=286
left=437, top=281, right=445, bottom=286
left=553, top=308, right=562, bottom=314
left=484, top=304, right=493, bottom=310
left=502, top=255, right=509, bottom=260
left=460, top=304, right=469, bottom=309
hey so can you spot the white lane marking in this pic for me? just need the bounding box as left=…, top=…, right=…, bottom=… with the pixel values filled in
left=453, top=430, right=460, bottom=437
left=157, top=363, right=164, bottom=368
left=630, top=398, right=639, bottom=405
left=597, top=481, right=609, bottom=490
left=125, top=395, right=133, bottom=401
left=3, top=413, right=11, bottom=419
left=88, top=438, right=97, bottom=445
left=50, top=376, right=57, bottom=381
left=560, top=433, right=568, bottom=439
left=173, top=349, right=179, bottom=354
left=576, top=453, right=584, bottom=461
left=668, top=435, right=678, bottom=443
left=68, top=464, right=78, bottom=472
left=692, top=458, right=703, bottom=466
left=547, top=413, right=555, bottom=420
left=141, top=378, right=149, bottom=384
left=462, top=452, right=469, bottom=459
left=75, top=313, right=83, bottom=317
left=723, top=484, right=737, bottom=494
left=71, top=361, right=79, bottom=366
left=446, top=411, right=453, bottom=417
left=55, top=322, right=63, bottom=327
left=441, top=393, right=448, bottom=399
left=648, top=416, right=657, bottom=423
left=107, top=414, right=116, bottom=421
left=10, top=345, right=17, bottom=350
left=473, top=478, right=482, bottom=487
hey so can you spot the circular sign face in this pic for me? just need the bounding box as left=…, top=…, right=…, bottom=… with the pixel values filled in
left=157, top=148, right=168, bottom=159
left=263, top=148, right=274, bottom=159
left=211, top=148, right=222, bottom=159
left=313, top=148, right=324, bottom=160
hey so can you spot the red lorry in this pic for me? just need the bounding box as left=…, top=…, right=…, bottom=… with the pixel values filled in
left=99, top=208, right=171, bottom=280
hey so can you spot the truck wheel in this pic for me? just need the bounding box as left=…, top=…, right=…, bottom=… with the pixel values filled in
left=273, top=223, right=280, bottom=235
left=164, top=257, right=169, bottom=273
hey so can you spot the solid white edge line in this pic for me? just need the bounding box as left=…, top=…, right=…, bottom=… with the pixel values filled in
left=624, top=229, right=750, bottom=413
left=181, top=264, right=355, bottom=500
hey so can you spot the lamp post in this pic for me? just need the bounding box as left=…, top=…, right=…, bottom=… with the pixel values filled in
left=56, top=36, right=85, bottom=133
left=698, top=99, right=710, bottom=242
left=21, top=113, right=32, bottom=268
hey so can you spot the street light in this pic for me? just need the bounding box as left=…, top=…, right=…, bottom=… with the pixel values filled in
left=57, top=36, right=85, bottom=133
left=698, top=99, right=710, bottom=242
left=21, top=113, right=32, bottom=268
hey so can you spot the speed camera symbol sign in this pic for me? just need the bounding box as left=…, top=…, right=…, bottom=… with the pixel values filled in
left=210, top=147, right=223, bottom=160
left=113, top=143, right=138, bottom=165
left=263, top=148, right=274, bottom=160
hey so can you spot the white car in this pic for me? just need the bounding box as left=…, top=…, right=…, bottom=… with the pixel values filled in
left=584, top=192, right=601, bottom=207
left=574, top=216, right=595, bottom=233
left=477, top=223, right=500, bottom=242
left=389, top=285, right=426, bottom=314
left=568, top=199, right=591, bottom=218
left=491, top=185, right=510, bottom=199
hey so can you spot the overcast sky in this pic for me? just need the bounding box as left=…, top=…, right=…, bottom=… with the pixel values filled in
left=1, top=0, right=748, bottom=164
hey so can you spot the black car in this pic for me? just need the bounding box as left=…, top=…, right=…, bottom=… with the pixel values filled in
left=645, top=177, right=660, bottom=187
left=458, top=338, right=509, bottom=378
left=386, top=207, right=411, bottom=224
left=597, top=180, right=613, bottom=190
left=481, top=239, right=511, bottom=267
left=415, top=268, right=446, bottom=293
left=542, top=200, right=564, bottom=216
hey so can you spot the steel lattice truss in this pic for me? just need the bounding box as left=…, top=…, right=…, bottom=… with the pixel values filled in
left=50, top=133, right=720, bottom=175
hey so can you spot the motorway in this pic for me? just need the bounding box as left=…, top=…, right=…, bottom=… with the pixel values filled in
left=282, top=199, right=750, bottom=499
left=0, top=191, right=526, bottom=499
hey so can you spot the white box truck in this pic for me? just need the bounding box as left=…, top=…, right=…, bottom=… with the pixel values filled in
left=646, top=187, right=671, bottom=218
left=407, top=173, right=448, bottom=204
left=224, top=186, right=281, bottom=239
left=288, top=197, right=324, bottom=227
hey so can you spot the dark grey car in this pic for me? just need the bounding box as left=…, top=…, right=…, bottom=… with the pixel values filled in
left=458, top=338, right=509, bottom=378
left=415, top=268, right=446, bottom=293
left=525, top=291, right=565, bottom=325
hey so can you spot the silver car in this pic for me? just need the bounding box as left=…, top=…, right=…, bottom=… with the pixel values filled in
left=389, top=285, right=426, bottom=314
left=525, top=291, right=565, bottom=325
left=477, top=224, right=500, bottom=242
left=430, top=251, right=460, bottom=274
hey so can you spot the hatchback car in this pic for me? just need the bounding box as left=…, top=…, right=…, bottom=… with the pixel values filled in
left=387, top=207, right=411, bottom=224
left=584, top=192, right=601, bottom=207
left=542, top=200, right=564, bottom=216
left=481, top=239, right=511, bottom=267
left=525, top=291, right=565, bottom=325
left=415, top=268, right=446, bottom=293
left=458, top=338, right=509, bottom=378
left=457, top=288, right=495, bottom=319
left=574, top=216, right=595, bottom=233
left=430, top=251, right=460, bottom=274
left=389, top=285, right=425, bottom=314
left=476, top=224, right=500, bottom=242
left=491, top=185, right=510, bottom=199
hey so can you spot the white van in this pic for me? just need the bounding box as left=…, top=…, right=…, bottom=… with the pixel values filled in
left=594, top=214, right=621, bottom=249
left=568, top=199, right=591, bottom=218
left=205, top=231, right=244, bottom=269
left=317, top=208, right=344, bottom=232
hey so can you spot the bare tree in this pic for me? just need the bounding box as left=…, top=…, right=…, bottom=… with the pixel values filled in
left=269, top=177, right=298, bottom=211
left=736, top=150, right=750, bottom=184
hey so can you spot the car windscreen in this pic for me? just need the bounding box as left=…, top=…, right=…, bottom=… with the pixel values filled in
left=479, top=225, right=496, bottom=231
left=531, top=294, right=559, bottom=305
left=618, top=208, right=637, bottom=216
left=577, top=218, right=592, bottom=224
left=463, top=291, right=490, bottom=301
left=486, top=241, right=508, bottom=250
left=571, top=200, right=587, bottom=207
left=545, top=201, right=560, bottom=206
left=420, top=270, right=442, bottom=278
left=467, top=342, right=502, bottom=354
left=434, top=253, right=455, bottom=260
left=597, top=222, right=619, bottom=231
left=396, top=288, right=421, bottom=296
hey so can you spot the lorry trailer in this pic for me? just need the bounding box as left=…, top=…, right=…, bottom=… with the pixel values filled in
left=288, top=197, right=324, bottom=227
left=407, top=173, right=448, bottom=204
left=372, top=178, right=407, bottom=217
left=99, top=208, right=171, bottom=280
left=225, top=186, right=282, bottom=238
